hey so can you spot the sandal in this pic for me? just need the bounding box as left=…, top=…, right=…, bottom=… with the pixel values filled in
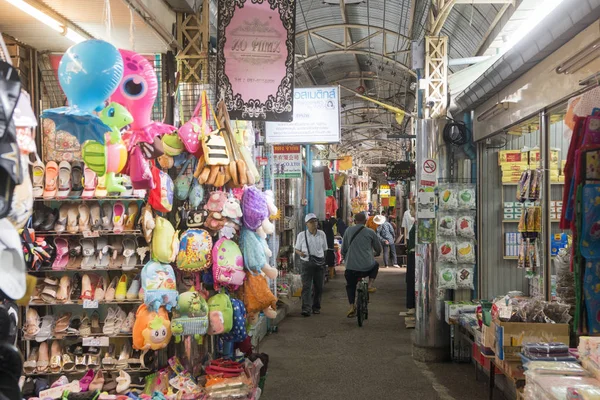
left=102, top=202, right=113, bottom=231
left=66, top=239, right=82, bottom=270
left=71, top=273, right=82, bottom=301
left=109, top=237, right=123, bottom=269
left=37, top=341, right=49, bottom=372
left=53, top=312, right=72, bottom=337
left=49, top=340, right=62, bottom=373
left=94, top=275, right=107, bottom=301
left=65, top=315, right=81, bottom=336
left=124, top=202, right=139, bottom=231
left=87, top=346, right=101, bottom=370
left=96, top=175, right=108, bottom=198
left=57, top=161, right=72, bottom=199
left=32, top=160, right=45, bottom=198
left=23, top=308, right=40, bottom=339
left=23, top=347, right=38, bottom=374
left=42, top=161, right=58, bottom=199
left=70, top=161, right=84, bottom=197
left=62, top=352, right=75, bottom=372
left=66, top=203, right=79, bottom=233
left=91, top=311, right=102, bottom=334
left=128, top=349, right=142, bottom=370
left=114, top=307, right=127, bottom=332
left=102, top=344, right=117, bottom=371
left=103, top=307, right=118, bottom=336
left=105, top=276, right=118, bottom=302
left=82, top=166, right=97, bottom=199
left=141, top=203, right=155, bottom=243
left=117, top=341, right=131, bottom=369
left=113, top=201, right=125, bottom=234
left=52, top=238, right=70, bottom=270
left=56, top=275, right=71, bottom=303
left=36, top=315, right=55, bottom=342
left=122, top=237, right=137, bottom=271
left=96, top=237, right=110, bottom=268
left=79, top=314, right=91, bottom=337
left=71, top=344, right=86, bottom=372
left=80, top=239, right=96, bottom=270
left=54, top=204, right=69, bottom=233
left=81, top=274, right=94, bottom=300
left=90, top=201, right=102, bottom=232
left=40, top=277, right=59, bottom=304
left=79, top=203, right=91, bottom=233
left=120, top=311, right=135, bottom=334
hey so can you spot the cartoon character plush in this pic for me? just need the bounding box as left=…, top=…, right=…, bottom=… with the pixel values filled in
left=222, top=197, right=243, bottom=219
left=264, top=190, right=278, bottom=219
left=242, top=186, right=274, bottom=239
left=204, top=212, right=226, bottom=233
left=170, top=287, right=209, bottom=344
left=205, top=192, right=228, bottom=213
left=241, top=228, right=278, bottom=280
left=242, top=273, right=277, bottom=325
left=133, top=304, right=172, bottom=350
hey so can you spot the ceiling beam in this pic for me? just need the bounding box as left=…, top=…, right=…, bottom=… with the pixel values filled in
left=339, top=0, right=363, bottom=80
left=347, top=30, right=382, bottom=50
left=474, top=3, right=511, bottom=56
left=310, top=32, right=345, bottom=50
left=297, top=49, right=415, bottom=77
left=296, top=24, right=410, bottom=43
left=429, top=0, right=457, bottom=36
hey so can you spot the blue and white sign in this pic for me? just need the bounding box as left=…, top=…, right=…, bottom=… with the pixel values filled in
left=265, top=86, right=341, bottom=144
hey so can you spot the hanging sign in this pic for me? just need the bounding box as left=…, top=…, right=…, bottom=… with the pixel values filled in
left=379, top=184, right=391, bottom=198
left=387, top=161, right=415, bottom=180
left=217, top=0, right=296, bottom=122
left=256, top=157, right=268, bottom=166
left=273, top=144, right=302, bottom=179
left=265, top=87, right=341, bottom=144
left=420, top=159, right=437, bottom=187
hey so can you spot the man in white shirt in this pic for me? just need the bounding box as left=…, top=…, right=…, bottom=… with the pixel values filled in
left=401, top=203, right=415, bottom=243
left=295, top=213, right=328, bottom=317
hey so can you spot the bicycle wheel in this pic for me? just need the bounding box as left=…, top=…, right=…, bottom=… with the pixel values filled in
left=356, top=289, right=364, bottom=327
left=362, top=285, right=369, bottom=321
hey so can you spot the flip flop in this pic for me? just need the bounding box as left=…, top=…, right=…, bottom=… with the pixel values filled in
left=37, top=341, right=49, bottom=372
left=113, top=201, right=125, bottom=234
left=42, top=161, right=58, bottom=199
left=82, top=166, right=97, bottom=199
left=96, top=175, right=108, bottom=198
left=80, top=239, right=96, bottom=270
left=124, top=202, right=139, bottom=231
left=66, top=203, right=79, bottom=233
left=52, top=238, right=69, bottom=270
left=56, top=161, right=72, bottom=199
left=36, top=315, right=55, bottom=342
left=54, top=204, right=69, bottom=233
left=122, top=237, right=137, bottom=271
left=79, top=203, right=91, bottom=233
left=109, top=236, right=123, bottom=268
left=70, top=161, right=84, bottom=197
left=50, top=341, right=62, bottom=373
left=55, top=275, right=71, bottom=303
left=32, top=160, right=45, bottom=198
left=96, top=237, right=110, bottom=268
left=102, top=202, right=113, bottom=231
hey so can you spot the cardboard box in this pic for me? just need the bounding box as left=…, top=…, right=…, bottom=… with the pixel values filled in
left=556, top=201, right=563, bottom=207
left=504, top=207, right=514, bottom=214
left=499, top=150, right=527, bottom=165
left=445, top=301, right=478, bottom=324
left=494, top=321, right=569, bottom=361
left=504, top=202, right=515, bottom=208
left=482, top=323, right=496, bottom=349
left=504, top=212, right=515, bottom=220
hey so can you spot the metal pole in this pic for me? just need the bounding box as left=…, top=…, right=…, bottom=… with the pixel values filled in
left=541, top=110, right=552, bottom=301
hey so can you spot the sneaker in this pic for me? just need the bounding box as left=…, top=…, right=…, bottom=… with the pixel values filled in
left=393, top=264, right=401, bottom=268
left=312, top=309, right=321, bottom=315
left=368, top=287, right=377, bottom=293
left=346, top=305, right=356, bottom=318
left=399, top=308, right=415, bottom=317
left=301, top=311, right=310, bottom=317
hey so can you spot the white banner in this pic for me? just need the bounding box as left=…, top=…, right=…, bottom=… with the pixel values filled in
left=265, top=86, right=341, bottom=144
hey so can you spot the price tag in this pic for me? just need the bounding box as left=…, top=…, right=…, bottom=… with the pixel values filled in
left=83, top=299, right=98, bottom=309
left=82, top=336, right=110, bottom=347
left=83, top=230, right=99, bottom=238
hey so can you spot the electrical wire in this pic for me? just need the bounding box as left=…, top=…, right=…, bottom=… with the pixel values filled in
left=443, top=119, right=469, bottom=146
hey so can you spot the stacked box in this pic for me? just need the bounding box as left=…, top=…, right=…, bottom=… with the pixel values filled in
left=503, top=202, right=524, bottom=220
left=499, top=150, right=529, bottom=183
left=505, top=232, right=522, bottom=257
left=550, top=201, right=563, bottom=220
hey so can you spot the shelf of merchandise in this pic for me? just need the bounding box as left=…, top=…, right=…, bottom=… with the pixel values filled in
left=502, top=220, right=561, bottom=223
left=29, top=265, right=145, bottom=273
left=24, top=368, right=151, bottom=377
left=502, top=182, right=564, bottom=186
left=23, top=333, right=133, bottom=341
left=34, top=197, right=146, bottom=202
left=28, top=300, right=143, bottom=307
left=34, top=230, right=143, bottom=236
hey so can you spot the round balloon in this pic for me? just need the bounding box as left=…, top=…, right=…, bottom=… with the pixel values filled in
left=58, top=40, right=123, bottom=113
left=110, top=50, right=158, bottom=130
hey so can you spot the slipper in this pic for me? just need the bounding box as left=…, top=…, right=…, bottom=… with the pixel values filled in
left=36, top=315, right=55, bottom=342
left=102, top=202, right=113, bottom=231
left=67, top=203, right=79, bottom=234
left=96, top=175, right=108, bottom=198
left=62, top=353, right=75, bottom=372
left=57, top=161, right=72, bottom=199
left=52, top=238, right=69, bottom=270
left=124, top=202, right=139, bottom=231
left=79, top=203, right=91, bottom=233
left=87, top=346, right=101, bottom=370
left=116, top=341, right=131, bottom=369
left=42, top=161, right=58, bottom=199
left=115, top=275, right=128, bottom=301
left=122, top=237, right=137, bottom=271
left=103, top=307, right=117, bottom=336
left=116, top=370, right=131, bottom=394
left=40, top=208, right=58, bottom=231
left=40, top=282, right=58, bottom=304
left=90, top=202, right=101, bottom=232
left=32, top=160, right=45, bottom=198
left=91, top=311, right=102, bottom=334
left=120, top=311, right=135, bottom=334
left=37, top=341, right=49, bottom=372
left=122, top=176, right=134, bottom=197
left=89, top=370, right=105, bottom=391
left=141, top=203, right=155, bottom=243
left=70, top=161, right=84, bottom=197
left=53, top=312, right=72, bottom=337
left=70, top=273, right=82, bottom=301
left=53, top=204, right=69, bottom=233
left=23, top=308, right=40, bottom=339
left=94, top=276, right=107, bottom=301
left=105, top=276, right=118, bottom=301
left=81, top=274, right=94, bottom=300
left=65, top=315, right=81, bottom=336
left=55, top=275, right=71, bottom=303
left=96, top=237, right=110, bottom=268
left=79, top=369, right=95, bottom=391
left=50, top=340, right=62, bottom=373
left=23, top=347, right=38, bottom=374
left=80, top=239, right=96, bottom=270
left=126, top=275, right=140, bottom=301
left=79, top=314, right=91, bottom=338
left=82, top=166, right=97, bottom=199
left=113, top=201, right=125, bottom=234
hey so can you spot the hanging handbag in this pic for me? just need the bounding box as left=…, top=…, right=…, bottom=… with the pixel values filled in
left=304, top=230, right=326, bottom=267
left=128, top=145, right=155, bottom=190
left=148, top=164, right=174, bottom=213
left=179, top=91, right=209, bottom=155
left=174, top=158, right=193, bottom=201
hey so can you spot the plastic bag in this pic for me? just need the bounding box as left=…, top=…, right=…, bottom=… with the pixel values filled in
left=457, top=215, right=475, bottom=238
left=456, top=267, right=474, bottom=289
left=457, top=240, right=475, bottom=264
left=437, top=240, right=456, bottom=263
left=438, top=215, right=456, bottom=237
left=438, top=266, right=457, bottom=290
left=439, top=186, right=458, bottom=211
left=458, top=187, right=476, bottom=209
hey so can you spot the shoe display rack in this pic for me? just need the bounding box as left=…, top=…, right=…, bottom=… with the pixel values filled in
left=21, top=192, right=153, bottom=385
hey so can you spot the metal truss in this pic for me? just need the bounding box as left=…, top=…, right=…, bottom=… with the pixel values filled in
left=424, top=36, right=448, bottom=118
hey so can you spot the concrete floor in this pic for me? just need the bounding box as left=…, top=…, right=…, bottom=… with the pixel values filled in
left=259, top=266, right=503, bottom=400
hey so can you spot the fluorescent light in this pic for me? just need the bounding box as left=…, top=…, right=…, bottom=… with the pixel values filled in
left=4, top=0, right=87, bottom=43
left=500, top=0, right=566, bottom=54
left=556, top=39, right=600, bottom=75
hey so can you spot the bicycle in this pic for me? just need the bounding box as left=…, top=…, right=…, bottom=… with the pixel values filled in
left=356, top=276, right=369, bottom=327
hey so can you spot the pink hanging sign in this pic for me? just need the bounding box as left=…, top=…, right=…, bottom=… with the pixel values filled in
left=217, top=0, right=296, bottom=122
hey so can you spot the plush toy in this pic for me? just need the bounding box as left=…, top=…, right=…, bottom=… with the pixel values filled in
left=242, top=273, right=277, bottom=324
left=241, top=228, right=278, bottom=279
left=222, top=196, right=243, bottom=219
left=264, top=190, right=278, bottom=218
left=205, top=192, right=228, bottom=213
left=242, top=186, right=274, bottom=239
left=133, top=304, right=172, bottom=351
left=170, top=287, right=209, bottom=344
left=204, top=212, right=226, bottom=233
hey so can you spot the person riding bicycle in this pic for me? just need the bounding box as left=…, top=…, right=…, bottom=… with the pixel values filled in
left=342, top=212, right=382, bottom=318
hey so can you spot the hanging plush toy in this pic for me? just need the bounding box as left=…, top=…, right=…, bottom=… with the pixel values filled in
left=110, top=50, right=176, bottom=148
left=133, top=304, right=172, bottom=351
left=240, top=228, right=278, bottom=279
left=81, top=102, right=133, bottom=192
left=41, top=40, right=123, bottom=145
left=242, top=186, right=274, bottom=239
left=170, top=287, right=209, bottom=344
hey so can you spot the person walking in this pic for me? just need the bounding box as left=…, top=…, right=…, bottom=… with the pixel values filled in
left=295, top=213, right=328, bottom=317
left=374, top=213, right=400, bottom=268
left=400, top=220, right=416, bottom=328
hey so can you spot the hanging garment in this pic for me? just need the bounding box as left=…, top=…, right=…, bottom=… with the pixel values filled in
left=325, top=196, right=338, bottom=217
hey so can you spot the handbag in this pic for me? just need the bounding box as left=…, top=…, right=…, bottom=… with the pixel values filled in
left=304, top=230, right=326, bottom=267
left=178, top=90, right=209, bottom=155
left=174, top=158, right=193, bottom=200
